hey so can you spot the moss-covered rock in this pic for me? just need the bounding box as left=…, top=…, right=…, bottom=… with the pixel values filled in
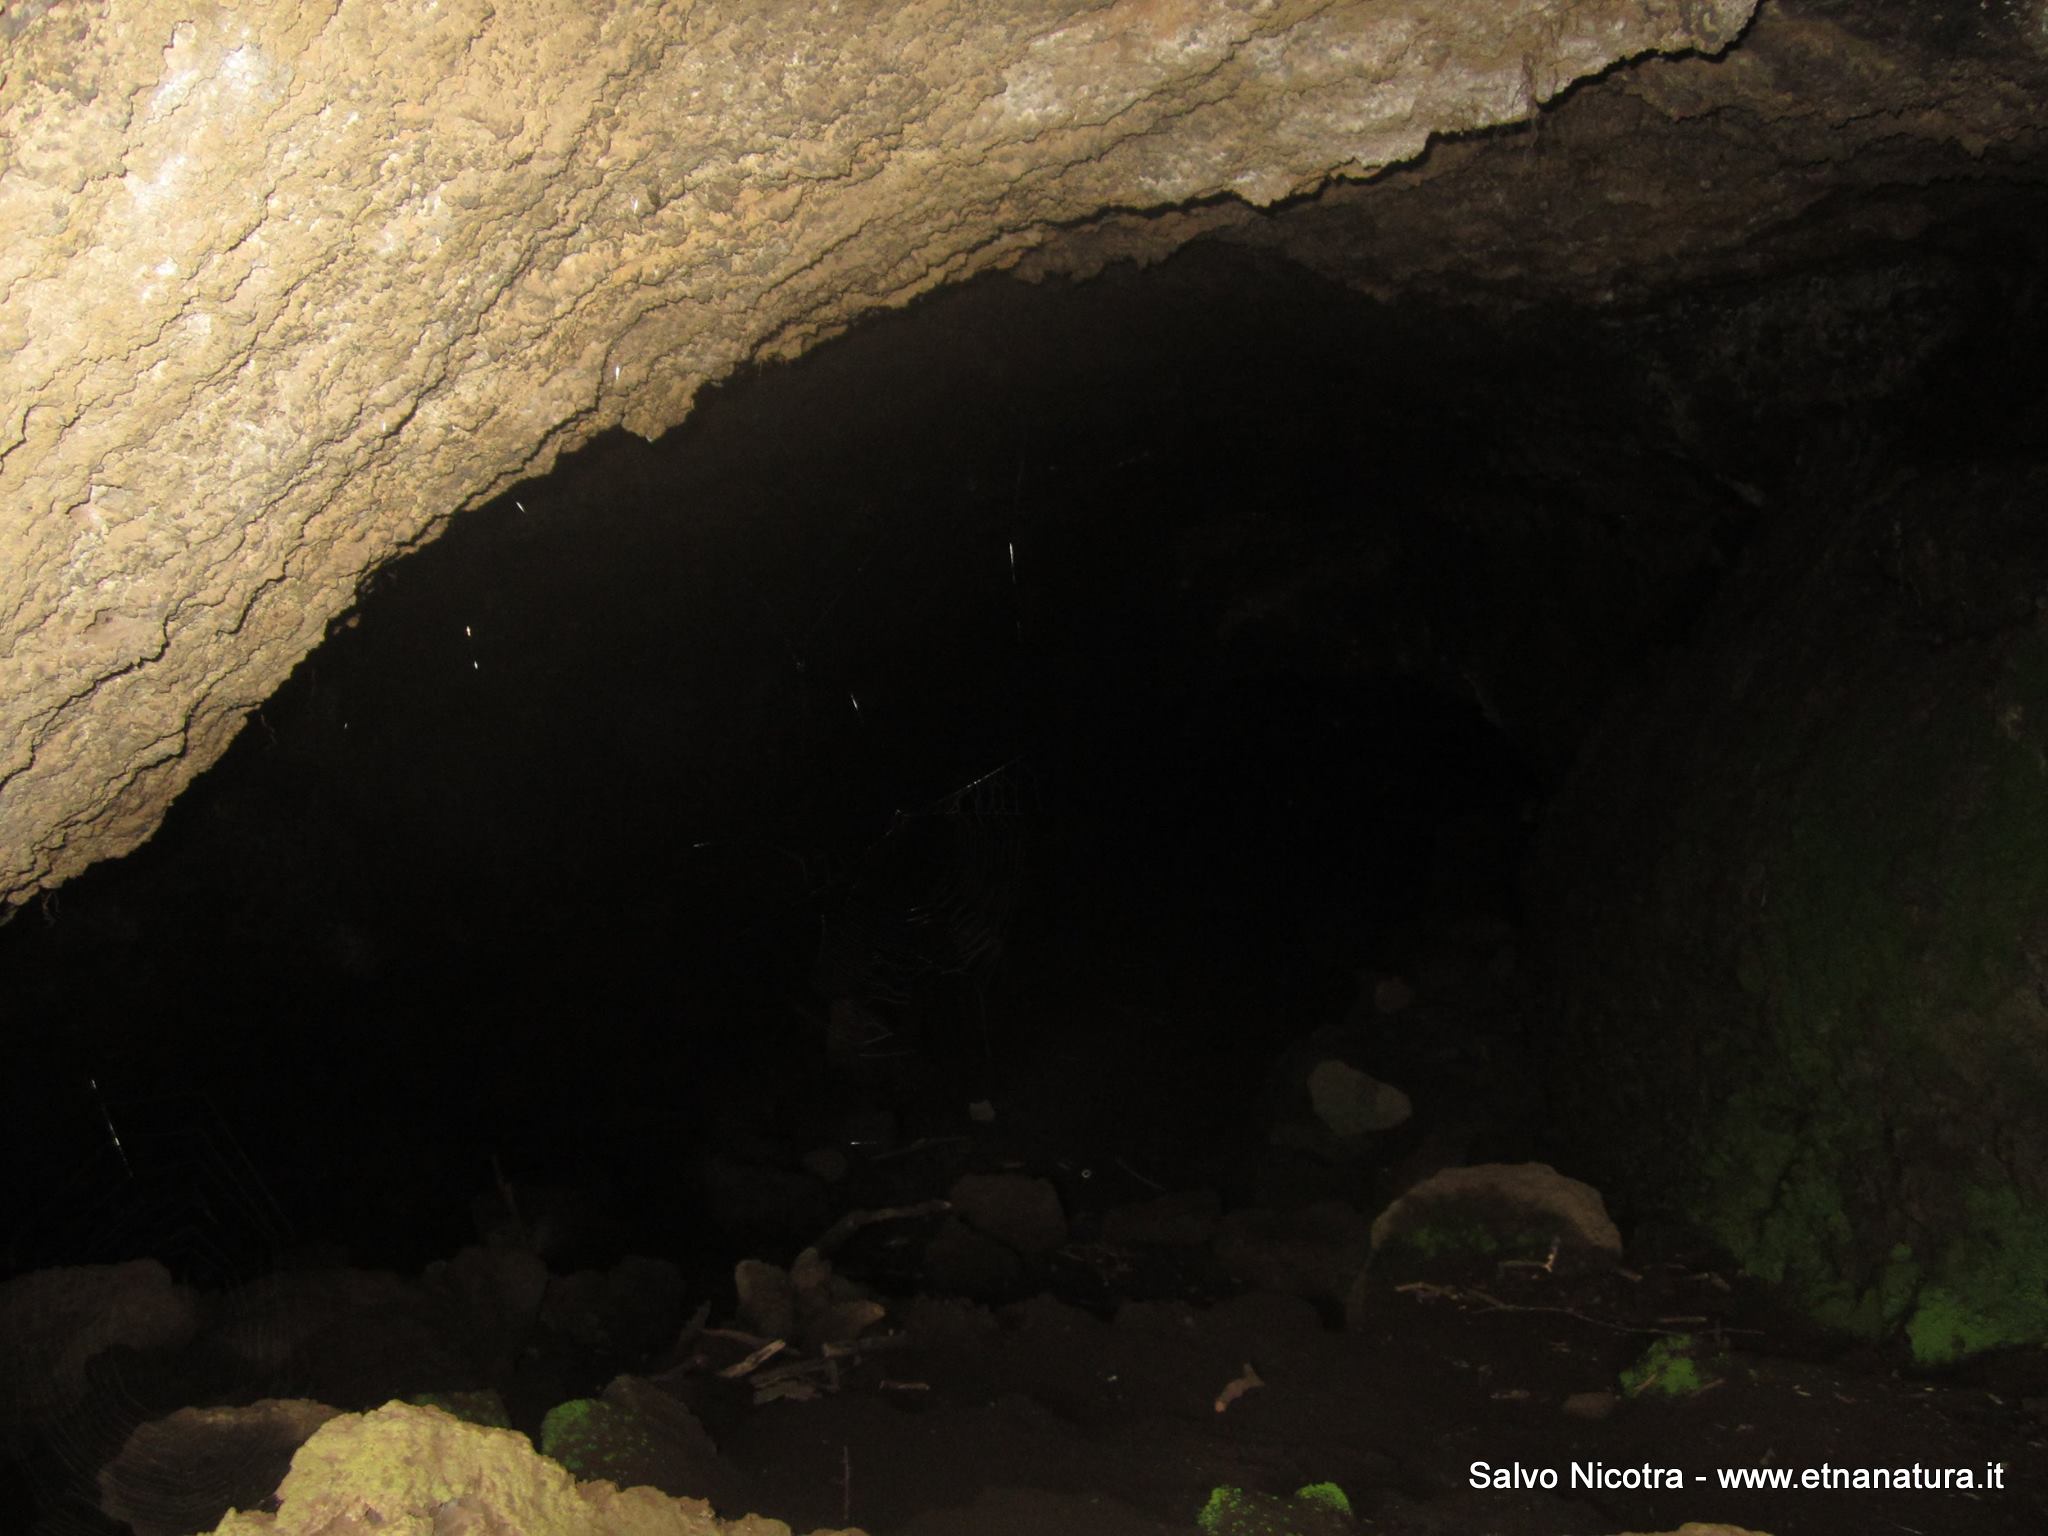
left=1197, top=1482, right=1354, bottom=1536
left=1619, top=1334, right=1726, bottom=1398
left=1534, top=462, right=2048, bottom=1363
left=200, top=1399, right=848, bottom=1534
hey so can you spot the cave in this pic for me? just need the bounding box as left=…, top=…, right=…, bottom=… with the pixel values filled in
left=4, top=2, right=2048, bottom=1535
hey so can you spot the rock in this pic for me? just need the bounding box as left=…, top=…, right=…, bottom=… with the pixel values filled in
left=737, top=1251, right=884, bottom=1349
left=1198, top=1482, right=1355, bottom=1536
left=0, top=1259, right=198, bottom=1426
left=806, top=1296, right=888, bottom=1352
left=1562, top=1389, right=1619, bottom=1421
left=1306, top=1058, right=1411, bottom=1136
left=199, top=1399, right=862, bottom=1534
left=1101, top=1189, right=1222, bottom=1247
left=1368, top=1162, right=1622, bottom=1261
left=539, top=1376, right=745, bottom=1512
left=1262, top=1033, right=1411, bottom=1163
left=947, top=1173, right=1068, bottom=1257
left=100, top=1399, right=342, bottom=1536
left=734, top=1259, right=796, bottom=1341
left=0, top=0, right=1757, bottom=912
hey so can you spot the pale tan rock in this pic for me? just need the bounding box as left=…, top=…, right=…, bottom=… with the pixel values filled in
left=1369, top=1161, right=1623, bottom=1257
left=0, top=0, right=1756, bottom=910
left=1307, top=1057, right=1411, bottom=1134
left=200, top=1399, right=862, bottom=1535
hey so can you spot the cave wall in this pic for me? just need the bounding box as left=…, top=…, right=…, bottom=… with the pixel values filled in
left=0, top=0, right=1756, bottom=913
left=1535, top=457, right=2048, bottom=1364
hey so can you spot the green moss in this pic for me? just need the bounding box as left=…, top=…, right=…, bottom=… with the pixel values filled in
left=1667, top=633, right=2048, bottom=1359
left=538, top=1398, right=604, bottom=1476
left=1293, top=1482, right=1351, bottom=1515
left=1198, top=1487, right=1261, bottom=1536
left=1620, top=1335, right=1723, bottom=1397
left=1904, top=1187, right=2048, bottom=1364
left=1382, top=1217, right=1499, bottom=1260
left=1379, top=1216, right=1556, bottom=1263
left=1198, top=1483, right=1354, bottom=1536
left=538, top=1395, right=669, bottom=1485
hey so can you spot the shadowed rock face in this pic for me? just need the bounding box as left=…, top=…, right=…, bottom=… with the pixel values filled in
left=0, top=0, right=1768, bottom=910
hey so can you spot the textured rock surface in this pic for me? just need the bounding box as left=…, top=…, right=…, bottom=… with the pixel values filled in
left=100, top=1399, right=343, bottom=1536
left=201, top=1399, right=856, bottom=1535
left=0, top=0, right=1760, bottom=909
left=1534, top=460, right=2048, bottom=1361
left=1367, top=1161, right=1623, bottom=1258
left=1033, top=2, right=2048, bottom=304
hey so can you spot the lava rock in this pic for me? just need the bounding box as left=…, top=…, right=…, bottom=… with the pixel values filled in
left=947, top=1173, right=1068, bottom=1257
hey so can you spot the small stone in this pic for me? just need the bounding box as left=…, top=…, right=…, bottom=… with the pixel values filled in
left=1563, top=1389, right=1618, bottom=1420
left=1307, top=1058, right=1412, bottom=1135
left=948, top=1173, right=1068, bottom=1256
left=733, top=1259, right=795, bottom=1340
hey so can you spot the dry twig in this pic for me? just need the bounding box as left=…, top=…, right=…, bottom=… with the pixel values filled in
left=1214, top=1362, right=1264, bottom=1413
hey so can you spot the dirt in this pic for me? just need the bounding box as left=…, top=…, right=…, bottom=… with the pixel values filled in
left=634, top=930, right=2048, bottom=1536
left=7, top=880, right=2044, bottom=1536
left=667, top=1161, right=2048, bottom=1536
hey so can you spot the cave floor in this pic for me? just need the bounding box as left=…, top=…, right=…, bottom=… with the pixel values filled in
left=665, top=954, right=2048, bottom=1536
left=10, top=900, right=2045, bottom=1536
left=708, top=1243, right=2048, bottom=1536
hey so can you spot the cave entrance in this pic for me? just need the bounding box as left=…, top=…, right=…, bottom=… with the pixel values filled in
left=7, top=241, right=1607, bottom=1285
left=10, top=228, right=2045, bottom=1536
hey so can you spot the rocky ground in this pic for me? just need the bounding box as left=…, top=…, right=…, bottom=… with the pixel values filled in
left=4, top=914, right=2044, bottom=1536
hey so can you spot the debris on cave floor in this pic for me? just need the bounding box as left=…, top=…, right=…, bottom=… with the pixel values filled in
left=709, top=1236, right=2048, bottom=1536
left=8, top=1156, right=2047, bottom=1536
left=8, top=923, right=2046, bottom=1536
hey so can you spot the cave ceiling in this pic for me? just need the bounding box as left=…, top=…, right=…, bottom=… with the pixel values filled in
left=2, top=0, right=2044, bottom=913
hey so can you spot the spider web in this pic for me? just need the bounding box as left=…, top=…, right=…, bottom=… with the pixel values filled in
left=2, top=1071, right=300, bottom=1536
left=812, top=756, right=1039, bottom=1090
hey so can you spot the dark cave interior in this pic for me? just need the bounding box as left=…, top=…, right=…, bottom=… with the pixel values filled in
left=4, top=214, right=2048, bottom=1534
left=0, top=243, right=1595, bottom=1285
